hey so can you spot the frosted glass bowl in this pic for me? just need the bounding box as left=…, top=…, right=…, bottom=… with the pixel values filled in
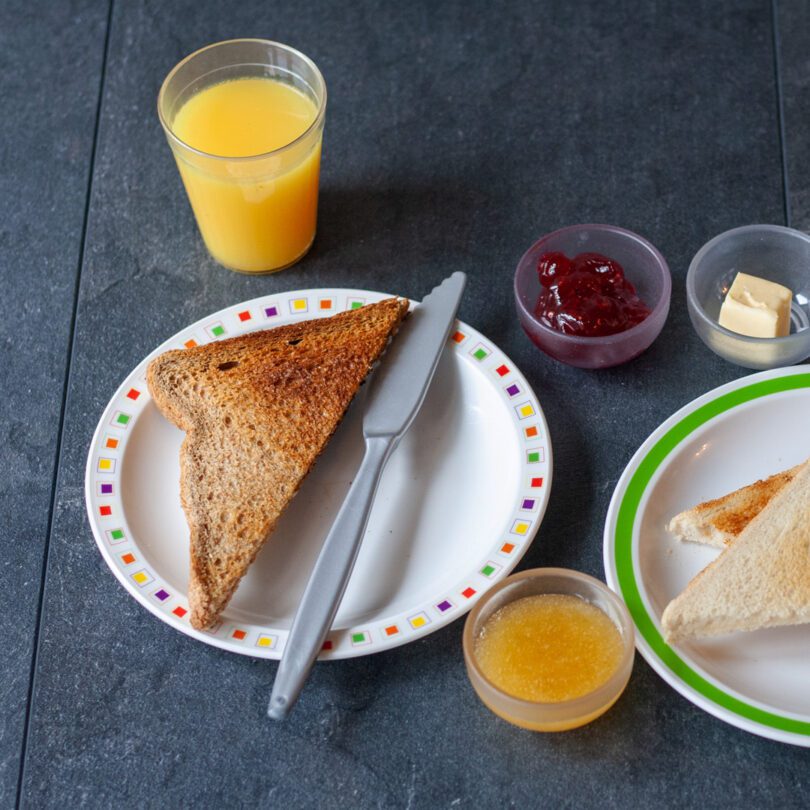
left=686, top=225, right=810, bottom=369
left=514, top=225, right=671, bottom=369
left=463, top=568, right=634, bottom=732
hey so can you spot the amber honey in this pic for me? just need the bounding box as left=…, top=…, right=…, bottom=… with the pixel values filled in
left=473, top=593, right=624, bottom=703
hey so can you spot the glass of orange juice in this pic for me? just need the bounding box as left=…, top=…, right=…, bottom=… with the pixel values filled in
left=158, top=39, right=327, bottom=274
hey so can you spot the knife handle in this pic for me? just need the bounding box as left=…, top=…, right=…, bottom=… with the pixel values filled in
left=268, top=435, right=395, bottom=720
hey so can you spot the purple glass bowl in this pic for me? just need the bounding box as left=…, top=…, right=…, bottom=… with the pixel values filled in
left=514, top=224, right=671, bottom=369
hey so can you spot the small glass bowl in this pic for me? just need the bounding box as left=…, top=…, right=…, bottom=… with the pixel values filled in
left=686, top=224, right=810, bottom=369
left=513, top=224, right=671, bottom=369
left=463, top=568, right=634, bottom=732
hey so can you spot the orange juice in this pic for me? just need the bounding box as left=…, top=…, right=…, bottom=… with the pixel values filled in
left=170, top=77, right=321, bottom=273
left=473, top=594, right=624, bottom=703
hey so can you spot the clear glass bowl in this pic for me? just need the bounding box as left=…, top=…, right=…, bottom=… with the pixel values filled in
left=463, top=568, right=634, bottom=732
left=686, top=224, right=810, bottom=369
left=513, top=224, right=671, bottom=369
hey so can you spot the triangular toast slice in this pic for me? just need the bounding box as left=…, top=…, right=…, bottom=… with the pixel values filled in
left=667, top=465, right=802, bottom=548
left=147, top=298, right=409, bottom=630
left=662, top=461, right=810, bottom=642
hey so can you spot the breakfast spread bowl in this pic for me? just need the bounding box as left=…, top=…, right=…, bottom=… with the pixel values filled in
left=463, top=568, right=634, bottom=732
left=686, top=224, right=810, bottom=369
left=513, top=224, right=671, bottom=369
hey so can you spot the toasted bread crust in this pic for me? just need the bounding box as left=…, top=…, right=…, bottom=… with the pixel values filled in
left=662, top=460, right=810, bottom=642
left=147, top=298, right=409, bottom=629
left=668, top=465, right=802, bottom=548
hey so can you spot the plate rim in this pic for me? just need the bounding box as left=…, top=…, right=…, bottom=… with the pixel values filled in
left=603, top=365, right=810, bottom=746
left=85, top=287, right=553, bottom=660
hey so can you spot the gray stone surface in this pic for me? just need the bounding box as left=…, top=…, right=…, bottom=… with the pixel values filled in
left=0, top=0, right=109, bottom=805
left=16, top=0, right=810, bottom=806
left=778, top=0, right=810, bottom=230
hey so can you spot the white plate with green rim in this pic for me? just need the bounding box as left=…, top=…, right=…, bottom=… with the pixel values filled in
left=604, top=366, right=810, bottom=746
left=85, top=288, right=552, bottom=659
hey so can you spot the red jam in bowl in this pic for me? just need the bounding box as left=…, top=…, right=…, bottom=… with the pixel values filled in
left=534, top=252, right=651, bottom=337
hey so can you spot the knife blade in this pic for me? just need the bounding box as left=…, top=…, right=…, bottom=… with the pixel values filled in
left=268, top=272, right=467, bottom=720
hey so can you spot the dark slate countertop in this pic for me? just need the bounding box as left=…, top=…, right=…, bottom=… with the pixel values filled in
left=4, top=0, right=809, bottom=807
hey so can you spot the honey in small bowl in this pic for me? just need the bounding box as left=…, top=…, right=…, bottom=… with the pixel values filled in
left=474, top=593, right=625, bottom=703
left=463, top=569, right=634, bottom=731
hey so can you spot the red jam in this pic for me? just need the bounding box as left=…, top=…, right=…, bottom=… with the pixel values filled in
left=534, top=251, right=651, bottom=337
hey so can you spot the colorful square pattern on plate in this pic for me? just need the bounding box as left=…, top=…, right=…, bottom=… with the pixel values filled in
left=408, top=612, right=431, bottom=629
left=470, top=343, right=490, bottom=361
left=84, top=288, right=551, bottom=662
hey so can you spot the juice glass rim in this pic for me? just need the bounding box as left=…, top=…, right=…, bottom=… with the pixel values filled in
left=157, top=38, right=327, bottom=163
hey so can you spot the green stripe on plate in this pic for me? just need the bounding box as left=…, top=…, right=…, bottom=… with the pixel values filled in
left=615, top=372, right=810, bottom=736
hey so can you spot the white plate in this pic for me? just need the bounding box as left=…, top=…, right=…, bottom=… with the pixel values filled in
left=604, top=366, right=810, bottom=745
left=85, top=288, right=552, bottom=659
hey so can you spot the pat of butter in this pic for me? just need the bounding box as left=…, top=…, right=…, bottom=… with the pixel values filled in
left=718, top=272, right=792, bottom=338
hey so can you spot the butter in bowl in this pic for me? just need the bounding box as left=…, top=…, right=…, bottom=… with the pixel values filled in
left=687, top=225, right=810, bottom=369
left=718, top=272, right=793, bottom=338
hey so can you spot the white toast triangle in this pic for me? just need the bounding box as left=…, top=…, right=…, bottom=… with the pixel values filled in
left=662, top=461, right=810, bottom=642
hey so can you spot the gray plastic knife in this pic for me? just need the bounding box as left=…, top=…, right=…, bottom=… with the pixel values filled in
left=268, top=271, right=467, bottom=720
